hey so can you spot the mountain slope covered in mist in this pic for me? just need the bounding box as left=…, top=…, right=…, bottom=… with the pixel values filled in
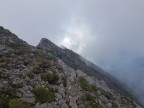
left=0, top=26, right=142, bottom=108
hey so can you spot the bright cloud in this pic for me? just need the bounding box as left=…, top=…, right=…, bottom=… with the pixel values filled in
left=60, top=18, right=95, bottom=54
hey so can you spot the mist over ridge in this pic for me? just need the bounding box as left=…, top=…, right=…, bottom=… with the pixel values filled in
left=0, top=0, right=144, bottom=105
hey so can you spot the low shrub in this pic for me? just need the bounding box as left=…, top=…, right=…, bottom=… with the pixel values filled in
left=79, top=77, right=98, bottom=93
left=47, top=53, right=55, bottom=60
left=112, top=101, right=118, bottom=108
left=0, top=88, right=17, bottom=99
left=0, top=98, right=9, bottom=108
left=84, top=93, right=95, bottom=102
left=41, top=72, right=59, bottom=84
left=89, top=102, right=101, bottom=108
left=11, top=83, right=23, bottom=88
left=32, top=87, right=55, bottom=103
left=9, top=99, right=30, bottom=108
left=7, top=43, right=25, bottom=50
left=79, top=76, right=91, bottom=91
left=102, top=91, right=114, bottom=100
left=26, top=72, right=34, bottom=79
left=56, top=65, right=63, bottom=71
left=0, top=88, right=17, bottom=108
left=91, top=85, right=98, bottom=93
left=32, top=66, right=43, bottom=74
left=82, top=93, right=101, bottom=108
left=39, top=60, right=51, bottom=69
left=62, top=76, right=67, bottom=87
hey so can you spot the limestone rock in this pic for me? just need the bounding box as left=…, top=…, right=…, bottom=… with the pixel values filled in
left=69, top=96, right=78, bottom=108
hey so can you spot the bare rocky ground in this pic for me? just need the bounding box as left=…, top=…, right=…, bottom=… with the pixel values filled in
left=0, top=26, right=142, bottom=108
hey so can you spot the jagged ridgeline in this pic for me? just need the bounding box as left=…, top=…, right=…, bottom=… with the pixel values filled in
left=0, top=26, right=142, bottom=108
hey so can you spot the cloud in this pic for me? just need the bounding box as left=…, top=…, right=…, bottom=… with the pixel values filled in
left=58, top=0, right=144, bottom=104
left=60, top=17, right=95, bottom=54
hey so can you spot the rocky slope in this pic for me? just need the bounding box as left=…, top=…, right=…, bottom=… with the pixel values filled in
left=0, top=26, right=142, bottom=108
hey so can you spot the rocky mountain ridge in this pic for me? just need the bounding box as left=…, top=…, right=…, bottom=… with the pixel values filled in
left=37, top=38, right=133, bottom=97
left=0, top=26, right=142, bottom=108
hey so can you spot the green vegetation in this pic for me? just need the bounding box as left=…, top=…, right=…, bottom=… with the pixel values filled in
left=39, top=60, right=51, bottom=69
left=79, top=76, right=91, bottom=91
left=41, top=72, right=59, bottom=84
left=84, top=93, right=95, bottom=102
left=82, top=93, right=101, bottom=108
left=62, top=76, right=67, bottom=87
left=12, top=83, right=23, bottom=89
left=56, top=65, right=63, bottom=71
left=0, top=88, right=17, bottom=108
left=112, top=101, right=118, bottom=108
left=32, top=60, right=52, bottom=74
left=9, top=99, right=30, bottom=108
left=91, top=84, right=98, bottom=93
left=79, top=76, right=98, bottom=92
left=101, top=91, right=114, bottom=100
left=0, top=88, right=17, bottom=99
left=7, top=42, right=26, bottom=50
left=79, top=77, right=102, bottom=108
left=26, top=72, right=34, bottom=79
left=47, top=53, right=55, bottom=60
left=0, top=99, right=9, bottom=108
left=32, top=66, right=43, bottom=74
left=89, top=102, right=101, bottom=108
left=14, top=49, right=28, bottom=55
left=32, top=87, right=55, bottom=103
left=0, top=72, right=10, bottom=80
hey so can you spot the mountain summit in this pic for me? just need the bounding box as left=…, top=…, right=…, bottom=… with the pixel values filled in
left=0, top=26, right=142, bottom=108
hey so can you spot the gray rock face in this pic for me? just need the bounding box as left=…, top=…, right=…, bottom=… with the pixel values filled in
left=0, top=82, right=3, bottom=88
left=0, top=44, right=6, bottom=50
left=61, top=103, right=69, bottom=108
left=20, top=97, right=35, bottom=103
left=55, top=93, right=62, bottom=101
left=35, top=103, right=48, bottom=108
left=37, top=38, right=142, bottom=107
left=0, top=26, right=142, bottom=108
left=69, top=96, right=78, bottom=108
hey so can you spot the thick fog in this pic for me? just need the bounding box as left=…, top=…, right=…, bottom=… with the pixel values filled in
left=0, top=0, right=144, bottom=104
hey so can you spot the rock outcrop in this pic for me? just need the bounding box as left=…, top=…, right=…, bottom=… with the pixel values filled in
left=0, top=26, right=142, bottom=108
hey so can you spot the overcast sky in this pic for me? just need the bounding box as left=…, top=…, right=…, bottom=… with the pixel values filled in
left=1, top=0, right=144, bottom=104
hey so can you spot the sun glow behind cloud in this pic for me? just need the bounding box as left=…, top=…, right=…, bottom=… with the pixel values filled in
left=60, top=18, right=95, bottom=54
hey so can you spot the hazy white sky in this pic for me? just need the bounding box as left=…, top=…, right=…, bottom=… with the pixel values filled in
left=1, top=0, right=144, bottom=104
